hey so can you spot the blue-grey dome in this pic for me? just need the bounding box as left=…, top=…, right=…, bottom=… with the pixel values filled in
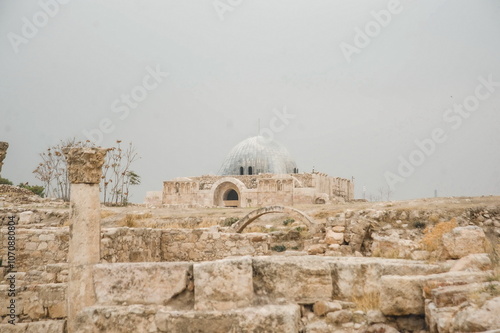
left=218, top=136, right=298, bottom=176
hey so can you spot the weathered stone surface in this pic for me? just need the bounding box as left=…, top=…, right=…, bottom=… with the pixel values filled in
left=94, top=262, right=192, bottom=305
left=194, top=257, right=253, bottom=311
left=74, top=304, right=301, bottom=333
left=325, top=230, right=344, bottom=245
left=371, top=234, right=418, bottom=258
left=452, top=296, right=500, bottom=332
left=0, top=283, right=66, bottom=321
left=62, top=147, right=107, bottom=184
left=307, top=244, right=326, bottom=255
left=366, top=309, right=386, bottom=324
left=155, top=304, right=301, bottom=333
left=75, top=305, right=158, bottom=333
left=329, top=257, right=446, bottom=299
left=253, top=256, right=333, bottom=303
left=325, top=309, right=352, bottom=324
left=313, top=300, right=342, bottom=316
left=0, top=320, right=66, bottom=333
left=442, top=226, right=488, bottom=259
left=449, top=253, right=491, bottom=272
left=380, top=271, right=489, bottom=316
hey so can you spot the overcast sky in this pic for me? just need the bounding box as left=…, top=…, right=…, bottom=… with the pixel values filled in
left=1, top=0, right=499, bottom=202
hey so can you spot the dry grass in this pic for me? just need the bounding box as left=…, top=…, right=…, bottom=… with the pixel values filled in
left=350, top=292, right=380, bottom=312
left=100, top=210, right=116, bottom=219
left=421, top=218, right=458, bottom=253
left=117, top=213, right=153, bottom=228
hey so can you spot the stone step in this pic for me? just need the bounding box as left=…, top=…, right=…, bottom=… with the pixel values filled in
left=75, top=304, right=301, bottom=333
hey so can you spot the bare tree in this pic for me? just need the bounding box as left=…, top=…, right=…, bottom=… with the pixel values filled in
left=102, top=141, right=140, bottom=206
left=34, top=139, right=140, bottom=205
left=33, top=138, right=92, bottom=200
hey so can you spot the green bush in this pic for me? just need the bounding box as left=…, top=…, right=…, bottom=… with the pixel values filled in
left=221, top=217, right=239, bottom=227
left=271, top=245, right=287, bottom=252
left=283, top=218, right=295, bottom=226
left=0, top=177, right=13, bottom=185
left=18, top=183, right=45, bottom=197
left=413, top=221, right=426, bottom=229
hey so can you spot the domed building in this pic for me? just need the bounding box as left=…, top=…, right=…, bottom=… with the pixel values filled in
left=219, top=136, right=298, bottom=176
left=150, top=136, right=354, bottom=207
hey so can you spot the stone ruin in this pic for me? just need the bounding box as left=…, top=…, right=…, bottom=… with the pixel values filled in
left=0, top=146, right=500, bottom=332
left=0, top=141, right=8, bottom=177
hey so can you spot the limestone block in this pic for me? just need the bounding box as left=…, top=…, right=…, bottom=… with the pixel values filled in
left=0, top=320, right=65, bottom=333
left=325, top=309, right=352, bottom=324
left=75, top=304, right=300, bottom=333
left=425, top=300, right=456, bottom=333
left=313, top=300, right=342, bottom=316
left=18, top=211, right=34, bottom=224
left=253, top=256, right=333, bottom=303
left=332, top=226, right=345, bottom=233
left=449, top=253, right=491, bottom=272
left=380, top=271, right=490, bottom=316
left=75, top=305, right=158, bottom=333
left=194, top=257, right=253, bottom=311
left=442, top=226, right=487, bottom=259
left=94, top=262, right=192, bottom=305
left=329, top=257, right=446, bottom=300
left=452, top=296, right=500, bottom=332
left=325, top=230, right=344, bottom=245
left=307, top=244, right=326, bottom=255
left=366, top=309, right=386, bottom=324
left=155, top=304, right=301, bottom=333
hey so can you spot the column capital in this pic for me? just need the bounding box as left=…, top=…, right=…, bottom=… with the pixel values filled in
left=62, top=147, right=108, bottom=184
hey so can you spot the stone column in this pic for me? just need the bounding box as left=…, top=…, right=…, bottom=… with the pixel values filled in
left=63, top=147, right=107, bottom=333
left=0, top=142, right=8, bottom=178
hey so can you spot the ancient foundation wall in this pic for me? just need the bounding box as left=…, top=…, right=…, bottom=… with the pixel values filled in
left=0, top=226, right=276, bottom=271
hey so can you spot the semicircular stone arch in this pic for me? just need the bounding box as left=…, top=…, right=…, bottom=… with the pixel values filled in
left=229, top=206, right=318, bottom=234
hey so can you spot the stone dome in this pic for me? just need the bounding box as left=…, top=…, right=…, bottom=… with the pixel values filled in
left=218, top=136, right=298, bottom=176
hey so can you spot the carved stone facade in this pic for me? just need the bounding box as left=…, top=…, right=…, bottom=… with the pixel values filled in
left=150, top=136, right=354, bottom=207
left=0, top=141, right=8, bottom=177
left=161, top=172, right=354, bottom=208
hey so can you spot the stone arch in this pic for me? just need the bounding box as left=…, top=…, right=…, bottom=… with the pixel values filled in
left=229, top=206, right=318, bottom=233
left=211, top=177, right=247, bottom=207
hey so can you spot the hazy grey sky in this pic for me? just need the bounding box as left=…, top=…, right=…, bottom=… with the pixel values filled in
left=1, top=0, right=499, bottom=202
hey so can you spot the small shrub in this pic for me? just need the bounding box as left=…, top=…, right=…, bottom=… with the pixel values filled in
left=0, top=177, right=13, bottom=185
left=271, top=245, right=287, bottom=252
left=18, top=183, right=45, bottom=197
left=283, top=218, right=295, bottom=226
left=413, top=221, right=426, bottom=229
left=221, top=217, right=239, bottom=227
left=291, top=246, right=299, bottom=250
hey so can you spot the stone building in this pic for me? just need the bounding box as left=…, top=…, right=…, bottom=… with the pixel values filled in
left=149, top=136, right=354, bottom=207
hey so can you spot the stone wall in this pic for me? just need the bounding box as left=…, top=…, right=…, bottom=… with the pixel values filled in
left=0, top=226, right=276, bottom=271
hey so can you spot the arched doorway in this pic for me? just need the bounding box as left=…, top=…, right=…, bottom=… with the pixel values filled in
left=213, top=181, right=241, bottom=207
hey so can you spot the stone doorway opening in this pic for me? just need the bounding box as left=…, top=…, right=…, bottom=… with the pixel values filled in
left=214, top=181, right=241, bottom=207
